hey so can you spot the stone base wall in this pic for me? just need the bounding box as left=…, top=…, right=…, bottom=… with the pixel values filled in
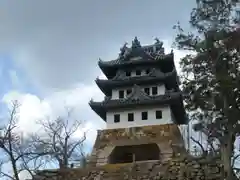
left=33, top=124, right=223, bottom=180
left=34, top=156, right=223, bottom=180
left=89, top=124, right=185, bottom=167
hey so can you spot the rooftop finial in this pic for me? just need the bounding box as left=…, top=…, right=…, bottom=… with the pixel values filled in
left=132, top=36, right=141, bottom=49
left=154, top=37, right=164, bottom=54
left=119, top=42, right=128, bottom=59
left=154, top=37, right=163, bottom=47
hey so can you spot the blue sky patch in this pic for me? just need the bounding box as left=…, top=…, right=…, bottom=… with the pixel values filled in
left=0, top=55, right=41, bottom=119
left=0, top=55, right=39, bottom=97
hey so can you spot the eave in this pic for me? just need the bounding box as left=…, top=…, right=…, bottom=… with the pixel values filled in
left=89, top=89, right=187, bottom=124
left=98, top=53, right=174, bottom=79
left=95, top=70, right=178, bottom=96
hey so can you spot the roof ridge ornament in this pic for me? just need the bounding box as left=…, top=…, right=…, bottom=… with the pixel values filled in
left=154, top=38, right=163, bottom=47
left=131, top=37, right=141, bottom=49
left=153, top=38, right=165, bottom=56
left=112, top=70, right=127, bottom=80
left=119, top=42, right=129, bottom=60
left=127, top=84, right=151, bottom=101
left=149, top=68, right=165, bottom=77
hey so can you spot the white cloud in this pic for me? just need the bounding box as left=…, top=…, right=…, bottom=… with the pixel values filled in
left=1, top=40, right=189, bottom=140
left=1, top=37, right=191, bottom=180
left=0, top=37, right=191, bottom=147
left=1, top=81, right=105, bottom=144
left=0, top=2, right=195, bottom=179
left=0, top=0, right=194, bottom=91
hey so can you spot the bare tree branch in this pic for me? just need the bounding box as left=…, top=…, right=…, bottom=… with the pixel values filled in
left=31, top=107, right=87, bottom=170
left=0, top=171, right=15, bottom=180
left=0, top=100, right=46, bottom=180
left=190, top=136, right=207, bottom=156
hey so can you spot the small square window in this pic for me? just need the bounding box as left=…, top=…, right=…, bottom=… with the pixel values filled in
left=141, top=112, right=148, bottom=120
left=128, top=113, right=134, bottom=122
left=136, top=70, right=141, bottom=76
left=152, top=87, right=158, bottom=95
left=156, top=110, right=162, bottom=119
left=126, top=89, right=132, bottom=95
left=146, top=69, right=150, bottom=74
left=126, top=71, right=131, bottom=76
left=114, top=114, right=120, bottom=123
left=119, top=90, right=124, bottom=98
left=144, top=88, right=150, bottom=95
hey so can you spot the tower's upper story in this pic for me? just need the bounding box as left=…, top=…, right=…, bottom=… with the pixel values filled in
left=89, top=37, right=187, bottom=128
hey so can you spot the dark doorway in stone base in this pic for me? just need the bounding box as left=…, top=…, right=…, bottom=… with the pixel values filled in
left=108, top=143, right=160, bottom=164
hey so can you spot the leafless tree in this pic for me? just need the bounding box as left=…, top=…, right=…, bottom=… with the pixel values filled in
left=31, top=107, right=87, bottom=170
left=0, top=101, right=46, bottom=180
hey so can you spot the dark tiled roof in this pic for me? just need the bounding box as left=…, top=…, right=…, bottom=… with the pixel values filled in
left=89, top=85, right=180, bottom=108
left=88, top=85, right=186, bottom=124
left=95, top=69, right=178, bottom=96
left=98, top=37, right=173, bottom=67
left=89, top=38, right=186, bottom=124
left=111, top=68, right=172, bottom=81
left=98, top=53, right=173, bottom=67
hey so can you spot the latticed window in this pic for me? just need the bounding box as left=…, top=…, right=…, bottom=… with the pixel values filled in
left=128, top=113, right=134, bottom=121
left=141, top=112, right=148, bottom=120
left=126, top=89, right=132, bottom=95
left=152, top=87, right=158, bottom=95
left=144, top=87, right=150, bottom=95
left=156, top=110, right=162, bottom=119
left=119, top=90, right=124, bottom=98
left=145, top=69, right=150, bottom=74
left=114, top=114, right=120, bottom=123
left=126, top=71, right=131, bottom=76
left=136, top=70, right=141, bottom=76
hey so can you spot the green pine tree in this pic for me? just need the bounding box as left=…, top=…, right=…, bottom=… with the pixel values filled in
left=174, top=0, right=240, bottom=179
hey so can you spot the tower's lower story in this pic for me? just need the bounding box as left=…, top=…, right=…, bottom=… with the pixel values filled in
left=33, top=123, right=222, bottom=180
left=87, top=123, right=185, bottom=167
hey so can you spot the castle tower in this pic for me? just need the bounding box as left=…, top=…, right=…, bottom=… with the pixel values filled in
left=89, top=37, right=187, bottom=166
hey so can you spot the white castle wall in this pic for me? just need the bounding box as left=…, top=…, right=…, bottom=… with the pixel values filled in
left=106, top=106, right=173, bottom=129
left=111, top=84, right=165, bottom=100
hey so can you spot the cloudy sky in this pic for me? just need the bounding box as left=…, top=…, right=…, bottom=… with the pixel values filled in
left=0, top=0, right=195, bottom=153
